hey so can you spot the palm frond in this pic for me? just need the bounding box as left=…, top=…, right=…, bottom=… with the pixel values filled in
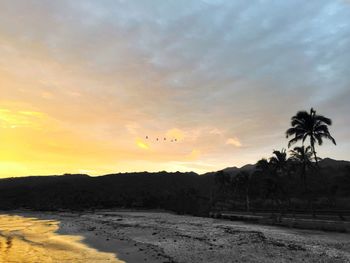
left=288, top=135, right=303, bottom=147
left=315, top=134, right=324, bottom=145
left=323, top=133, right=337, bottom=145
left=315, top=115, right=332, bottom=125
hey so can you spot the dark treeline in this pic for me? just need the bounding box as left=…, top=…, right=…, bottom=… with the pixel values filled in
left=0, top=108, right=349, bottom=217
left=213, top=108, right=350, bottom=215
left=0, top=159, right=349, bottom=216
left=212, top=158, right=350, bottom=214
left=0, top=172, right=214, bottom=216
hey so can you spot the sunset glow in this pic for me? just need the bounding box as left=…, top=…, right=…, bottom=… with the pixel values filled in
left=136, top=139, right=149, bottom=150
left=1, top=1, right=349, bottom=177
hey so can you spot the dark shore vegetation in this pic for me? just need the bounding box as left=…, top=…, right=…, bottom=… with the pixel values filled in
left=0, top=108, right=349, bottom=218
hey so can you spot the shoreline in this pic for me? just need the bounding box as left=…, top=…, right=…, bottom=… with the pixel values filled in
left=211, top=211, right=350, bottom=233
left=56, top=214, right=168, bottom=263
left=2, top=210, right=350, bottom=262
left=8, top=210, right=167, bottom=263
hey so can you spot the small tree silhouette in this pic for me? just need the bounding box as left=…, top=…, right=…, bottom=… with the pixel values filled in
left=289, top=146, right=313, bottom=191
left=234, top=171, right=251, bottom=212
left=269, top=149, right=289, bottom=177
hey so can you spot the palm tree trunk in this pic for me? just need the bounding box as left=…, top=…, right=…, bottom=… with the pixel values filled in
left=311, top=142, right=318, bottom=166
left=246, top=188, right=250, bottom=212
left=313, top=151, right=318, bottom=166
left=302, top=162, right=307, bottom=192
left=309, top=143, right=318, bottom=218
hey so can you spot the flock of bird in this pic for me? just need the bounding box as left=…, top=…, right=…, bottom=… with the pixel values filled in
left=145, top=136, right=178, bottom=143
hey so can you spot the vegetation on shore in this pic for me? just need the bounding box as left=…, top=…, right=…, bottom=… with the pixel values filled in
left=213, top=108, right=346, bottom=216
left=0, top=108, right=349, bottom=217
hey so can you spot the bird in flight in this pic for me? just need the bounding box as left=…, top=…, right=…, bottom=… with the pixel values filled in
left=144, top=135, right=178, bottom=142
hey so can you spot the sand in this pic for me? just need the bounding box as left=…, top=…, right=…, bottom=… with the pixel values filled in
left=0, top=214, right=123, bottom=262
left=5, top=210, right=350, bottom=263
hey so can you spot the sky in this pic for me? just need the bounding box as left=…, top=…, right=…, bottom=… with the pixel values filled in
left=0, top=0, right=350, bottom=177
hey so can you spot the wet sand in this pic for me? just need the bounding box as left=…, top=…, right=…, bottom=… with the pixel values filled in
left=0, top=214, right=123, bottom=262
left=4, top=210, right=350, bottom=263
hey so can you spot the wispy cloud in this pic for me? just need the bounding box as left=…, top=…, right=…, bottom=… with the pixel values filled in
left=226, top=137, right=242, bottom=148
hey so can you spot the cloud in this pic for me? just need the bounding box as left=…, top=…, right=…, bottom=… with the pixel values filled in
left=136, top=139, right=149, bottom=150
left=187, top=149, right=201, bottom=160
left=209, top=128, right=224, bottom=135
left=41, top=91, right=53, bottom=99
left=0, top=108, right=46, bottom=129
left=226, top=137, right=242, bottom=148
left=126, top=122, right=140, bottom=135
left=166, top=128, right=185, bottom=140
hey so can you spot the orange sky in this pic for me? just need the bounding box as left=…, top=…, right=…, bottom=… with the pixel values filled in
left=0, top=54, right=245, bottom=177
left=1, top=1, right=348, bottom=178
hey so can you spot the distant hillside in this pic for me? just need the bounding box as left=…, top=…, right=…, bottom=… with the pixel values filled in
left=0, top=158, right=349, bottom=215
left=204, top=158, right=350, bottom=177
left=0, top=171, right=213, bottom=215
left=202, top=163, right=255, bottom=177
left=222, top=164, right=255, bottom=174
left=319, top=158, right=350, bottom=168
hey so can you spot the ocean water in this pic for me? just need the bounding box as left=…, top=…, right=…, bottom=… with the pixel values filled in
left=0, top=215, right=124, bottom=263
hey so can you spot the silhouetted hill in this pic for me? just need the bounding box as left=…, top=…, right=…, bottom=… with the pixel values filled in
left=222, top=164, right=255, bottom=174
left=0, top=159, right=349, bottom=215
left=208, top=158, right=349, bottom=177
left=0, top=171, right=213, bottom=215
left=238, top=164, right=256, bottom=171
left=222, top=166, right=239, bottom=174
left=203, top=163, right=255, bottom=177
left=319, top=158, right=350, bottom=168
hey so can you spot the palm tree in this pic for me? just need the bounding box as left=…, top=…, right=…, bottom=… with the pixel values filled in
left=234, top=171, right=251, bottom=212
left=255, top=158, right=270, bottom=174
left=214, top=170, right=231, bottom=192
left=269, top=149, right=288, bottom=177
left=289, top=146, right=313, bottom=190
left=286, top=108, right=336, bottom=165
left=255, top=157, right=285, bottom=214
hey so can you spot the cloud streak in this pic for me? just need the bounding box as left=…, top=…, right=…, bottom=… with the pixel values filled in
left=226, top=138, right=242, bottom=148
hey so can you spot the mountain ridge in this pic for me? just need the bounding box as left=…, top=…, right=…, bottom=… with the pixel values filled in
left=0, top=158, right=349, bottom=180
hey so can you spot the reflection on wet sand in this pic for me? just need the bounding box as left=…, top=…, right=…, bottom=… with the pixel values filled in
left=0, top=215, right=124, bottom=263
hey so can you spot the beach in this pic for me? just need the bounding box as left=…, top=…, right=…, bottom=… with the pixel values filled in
left=1, top=210, right=348, bottom=263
